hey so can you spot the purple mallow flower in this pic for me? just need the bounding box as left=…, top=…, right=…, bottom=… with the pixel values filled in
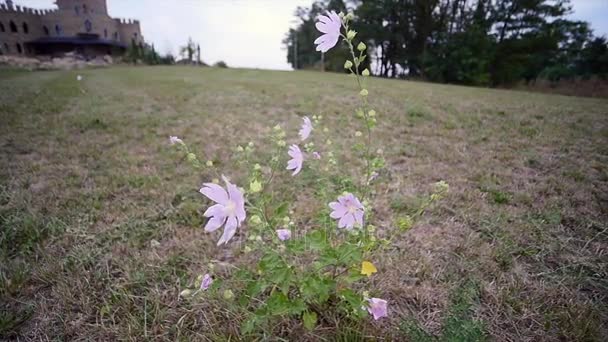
left=329, top=193, right=364, bottom=229
left=200, top=273, right=213, bottom=290
left=276, top=229, right=291, bottom=241
left=367, top=298, right=388, bottom=320
left=299, top=116, right=313, bottom=141
left=286, top=144, right=304, bottom=176
left=312, top=151, right=321, bottom=159
left=200, top=176, right=246, bottom=246
left=314, top=11, right=341, bottom=53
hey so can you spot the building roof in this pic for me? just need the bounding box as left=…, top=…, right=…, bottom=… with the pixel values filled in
left=26, top=36, right=127, bottom=49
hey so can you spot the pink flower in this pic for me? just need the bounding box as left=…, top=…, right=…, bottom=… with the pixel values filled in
left=312, top=152, right=321, bottom=159
left=286, top=144, right=304, bottom=176
left=329, top=193, right=364, bottom=229
left=276, top=229, right=291, bottom=241
left=200, top=273, right=212, bottom=290
left=169, top=136, right=184, bottom=145
left=314, top=11, right=341, bottom=53
left=200, top=176, right=246, bottom=246
left=367, top=298, right=388, bottom=320
left=299, top=116, right=313, bottom=141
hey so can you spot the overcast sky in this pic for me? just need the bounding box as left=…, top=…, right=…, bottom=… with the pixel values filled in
left=14, top=0, right=608, bottom=70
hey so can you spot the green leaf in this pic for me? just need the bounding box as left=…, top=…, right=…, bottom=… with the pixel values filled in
left=275, top=202, right=289, bottom=218
left=307, top=230, right=328, bottom=250
left=300, top=275, right=334, bottom=304
left=303, top=311, right=318, bottom=331
left=335, top=243, right=362, bottom=265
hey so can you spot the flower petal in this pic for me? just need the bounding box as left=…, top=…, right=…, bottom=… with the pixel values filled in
left=200, top=183, right=229, bottom=205
left=338, top=213, right=355, bottom=229
left=203, top=204, right=225, bottom=218
left=354, top=210, right=364, bottom=227
left=217, top=216, right=238, bottom=245
left=329, top=202, right=347, bottom=218
left=205, top=215, right=226, bottom=232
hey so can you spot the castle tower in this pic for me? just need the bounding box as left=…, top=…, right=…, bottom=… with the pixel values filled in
left=55, top=0, right=108, bottom=16
left=5, top=0, right=13, bottom=10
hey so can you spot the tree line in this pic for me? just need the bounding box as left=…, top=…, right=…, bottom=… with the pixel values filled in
left=283, top=0, right=608, bottom=86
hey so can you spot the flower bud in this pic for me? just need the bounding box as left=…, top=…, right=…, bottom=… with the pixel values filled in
left=346, top=30, right=357, bottom=40
left=254, top=163, right=261, bottom=171
left=369, top=110, right=376, bottom=117
left=273, top=124, right=282, bottom=131
left=338, top=12, right=345, bottom=18
left=250, top=215, right=262, bottom=225
left=248, top=142, right=254, bottom=148
left=249, top=180, right=262, bottom=193
left=206, top=160, right=213, bottom=167
left=323, top=127, right=329, bottom=133
left=344, top=60, right=353, bottom=69
left=236, top=145, right=244, bottom=152
left=355, top=131, right=363, bottom=137
left=187, top=153, right=197, bottom=162
left=357, top=42, right=366, bottom=51
left=359, top=89, right=368, bottom=97
left=223, top=289, right=234, bottom=300
left=180, top=289, right=193, bottom=297
left=346, top=13, right=355, bottom=21
left=212, top=178, right=220, bottom=184
left=362, top=68, right=370, bottom=76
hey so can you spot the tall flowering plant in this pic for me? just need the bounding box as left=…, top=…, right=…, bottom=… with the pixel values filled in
left=171, top=12, right=448, bottom=334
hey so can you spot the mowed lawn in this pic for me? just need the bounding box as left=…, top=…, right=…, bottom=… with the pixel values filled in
left=1, top=66, right=607, bottom=341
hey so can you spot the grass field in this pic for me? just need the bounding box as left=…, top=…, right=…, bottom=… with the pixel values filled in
left=1, top=66, right=607, bottom=341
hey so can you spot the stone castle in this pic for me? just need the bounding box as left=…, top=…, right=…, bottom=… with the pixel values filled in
left=0, top=0, right=142, bottom=58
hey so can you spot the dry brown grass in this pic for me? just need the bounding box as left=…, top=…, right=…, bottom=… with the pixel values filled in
left=1, top=66, right=607, bottom=340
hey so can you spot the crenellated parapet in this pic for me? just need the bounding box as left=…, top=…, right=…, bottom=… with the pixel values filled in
left=0, top=4, right=57, bottom=16
left=2, top=5, right=56, bottom=15
left=115, top=18, right=140, bottom=25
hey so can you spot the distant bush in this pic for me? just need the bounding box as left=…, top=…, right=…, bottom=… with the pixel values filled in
left=214, top=61, right=228, bottom=68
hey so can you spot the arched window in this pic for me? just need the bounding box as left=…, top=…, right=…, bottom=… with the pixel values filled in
left=104, top=28, right=108, bottom=38
left=74, top=5, right=79, bottom=15
left=55, top=24, right=62, bottom=36
left=113, top=32, right=118, bottom=40
left=83, top=4, right=87, bottom=13
left=16, top=43, right=22, bottom=54
left=22, top=22, right=28, bottom=34
left=43, top=26, right=49, bottom=36
left=84, top=20, right=92, bottom=32
left=0, top=22, right=5, bottom=33
left=9, top=20, right=17, bottom=33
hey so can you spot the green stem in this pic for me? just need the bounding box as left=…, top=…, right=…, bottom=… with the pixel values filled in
left=341, top=24, right=373, bottom=201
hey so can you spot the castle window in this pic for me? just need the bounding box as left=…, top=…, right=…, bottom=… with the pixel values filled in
left=22, top=22, right=28, bottom=34
left=84, top=20, right=92, bottom=33
left=74, top=5, right=79, bottom=15
left=83, top=4, right=87, bottom=14
left=16, top=43, right=22, bottom=54
left=10, top=21, right=17, bottom=33
left=43, top=26, right=49, bottom=36
left=55, top=24, right=62, bottom=36
left=0, top=22, right=5, bottom=33
left=113, top=32, right=118, bottom=40
left=104, top=28, right=108, bottom=38
left=3, top=43, right=9, bottom=53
